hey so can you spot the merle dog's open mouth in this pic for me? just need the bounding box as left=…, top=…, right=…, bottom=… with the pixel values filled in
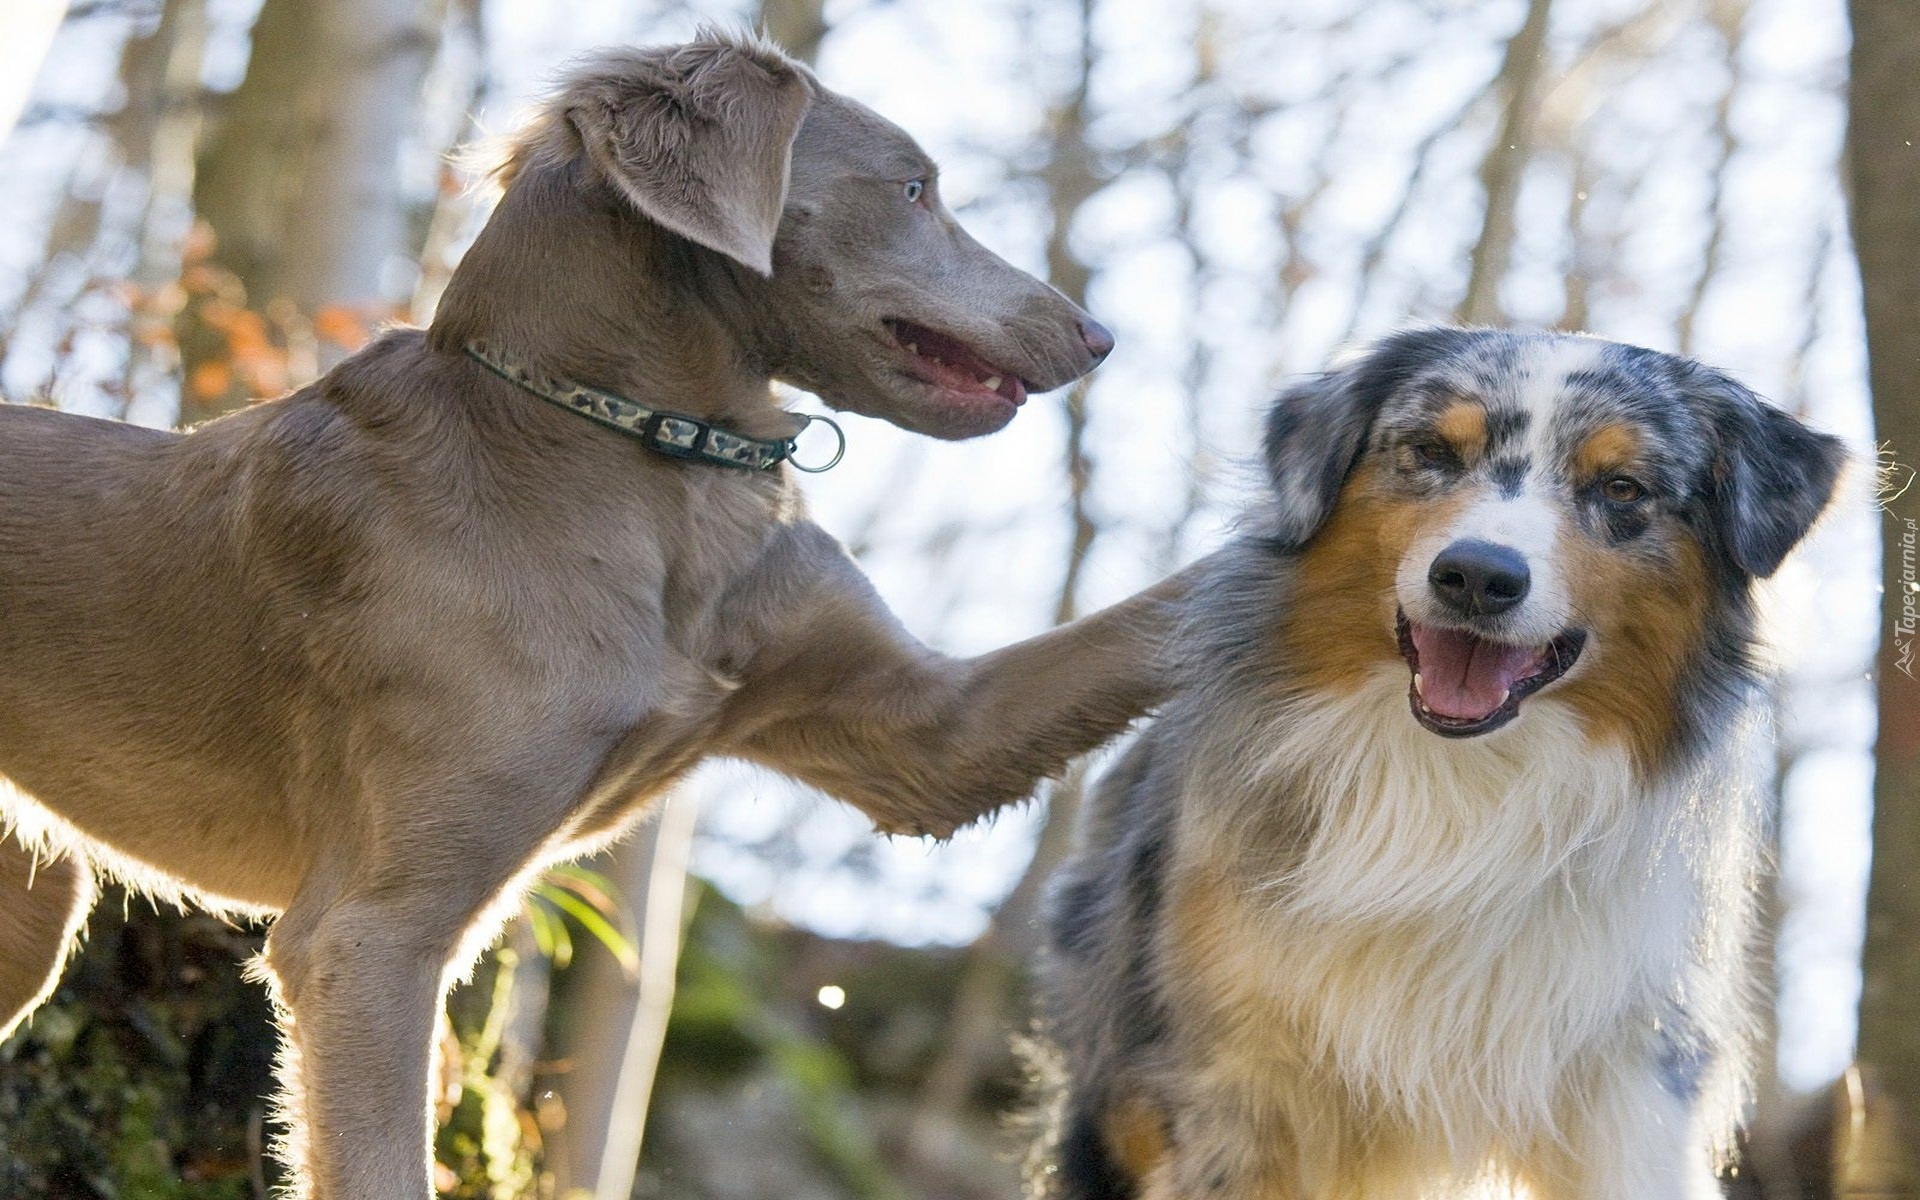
left=885, top=319, right=1028, bottom=406
left=1395, top=609, right=1586, bottom=738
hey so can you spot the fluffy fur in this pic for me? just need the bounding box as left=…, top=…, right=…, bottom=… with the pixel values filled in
left=1037, top=328, right=1846, bottom=1200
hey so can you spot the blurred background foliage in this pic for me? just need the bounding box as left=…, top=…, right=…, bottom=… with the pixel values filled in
left=0, top=0, right=1915, bottom=1196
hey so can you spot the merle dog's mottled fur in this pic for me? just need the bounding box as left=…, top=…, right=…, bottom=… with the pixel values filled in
left=1036, top=328, right=1846, bottom=1200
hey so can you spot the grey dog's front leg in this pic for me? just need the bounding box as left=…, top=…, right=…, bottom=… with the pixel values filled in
left=264, top=897, right=447, bottom=1200
left=258, top=754, right=582, bottom=1199
left=729, top=555, right=1195, bottom=838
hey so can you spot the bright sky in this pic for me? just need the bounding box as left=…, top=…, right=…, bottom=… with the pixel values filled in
left=0, top=2, right=66, bottom=139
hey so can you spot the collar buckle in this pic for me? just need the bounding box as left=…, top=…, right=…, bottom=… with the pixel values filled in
left=788, top=414, right=847, bottom=474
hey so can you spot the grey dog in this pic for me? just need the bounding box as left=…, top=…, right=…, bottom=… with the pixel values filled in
left=0, top=31, right=1186, bottom=1198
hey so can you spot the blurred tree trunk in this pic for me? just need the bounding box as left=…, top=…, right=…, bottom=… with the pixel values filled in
left=1849, top=1, right=1920, bottom=1194
left=180, top=0, right=443, bottom=421
left=198, top=0, right=439, bottom=312
left=115, top=0, right=210, bottom=422
left=1850, top=0, right=1920, bottom=1190
left=760, top=0, right=830, bottom=66
left=1042, top=0, right=1101, bottom=623
left=548, top=797, right=702, bottom=1200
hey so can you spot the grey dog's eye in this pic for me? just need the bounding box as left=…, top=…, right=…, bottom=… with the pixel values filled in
left=903, top=179, right=926, bottom=203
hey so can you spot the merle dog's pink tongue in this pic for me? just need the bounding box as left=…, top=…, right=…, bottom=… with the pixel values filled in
left=1410, top=624, right=1544, bottom=720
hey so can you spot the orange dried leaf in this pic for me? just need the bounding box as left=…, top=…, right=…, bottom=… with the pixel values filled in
left=248, top=362, right=290, bottom=395
left=181, top=264, right=225, bottom=295
left=150, top=281, right=188, bottom=317
left=313, top=305, right=371, bottom=350
left=181, top=221, right=217, bottom=266
left=189, top=361, right=232, bottom=400
left=226, top=314, right=273, bottom=361
left=133, top=321, right=177, bottom=349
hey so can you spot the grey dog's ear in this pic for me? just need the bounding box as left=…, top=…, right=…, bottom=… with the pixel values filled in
left=1691, top=366, right=1846, bottom=578
left=568, top=36, right=813, bottom=276
left=1263, top=327, right=1478, bottom=547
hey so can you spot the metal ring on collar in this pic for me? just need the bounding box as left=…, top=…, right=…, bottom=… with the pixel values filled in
left=788, top=413, right=847, bottom=473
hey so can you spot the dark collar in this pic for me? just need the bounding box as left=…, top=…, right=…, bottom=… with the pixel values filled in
left=464, top=339, right=843, bottom=473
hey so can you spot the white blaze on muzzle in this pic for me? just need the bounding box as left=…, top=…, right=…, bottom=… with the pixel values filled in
left=1397, top=483, right=1574, bottom=650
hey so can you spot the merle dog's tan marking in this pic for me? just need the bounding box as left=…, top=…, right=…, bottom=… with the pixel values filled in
left=0, top=32, right=1182, bottom=1198
left=1038, top=328, right=1845, bottom=1200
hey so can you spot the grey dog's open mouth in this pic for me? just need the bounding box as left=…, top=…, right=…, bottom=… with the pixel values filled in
left=884, top=319, right=1028, bottom=406
left=1395, top=609, right=1586, bottom=738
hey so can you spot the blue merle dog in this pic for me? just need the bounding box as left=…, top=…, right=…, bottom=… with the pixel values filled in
left=1035, top=328, right=1846, bottom=1200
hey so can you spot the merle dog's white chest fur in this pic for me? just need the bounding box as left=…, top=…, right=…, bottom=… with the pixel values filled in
left=1173, top=670, right=1743, bottom=1162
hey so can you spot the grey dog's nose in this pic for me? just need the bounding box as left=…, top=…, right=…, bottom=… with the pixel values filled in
left=1429, top=540, right=1530, bottom=616
left=1080, top=318, right=1115, bottom=362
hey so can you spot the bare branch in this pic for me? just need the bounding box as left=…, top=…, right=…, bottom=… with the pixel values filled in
left=1456, top=0, right=1556, bottom=326
left=1676, top=0, right=1749, bottom=356
left=1338, top=81, right=1492, bottom=347
left=1557, top=150, right=1595, bottom=332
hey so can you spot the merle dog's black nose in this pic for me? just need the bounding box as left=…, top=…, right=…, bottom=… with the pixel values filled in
left=1428, top=539, right=1530, bottom=616
left=1080, top=317, right=1115, bottom=362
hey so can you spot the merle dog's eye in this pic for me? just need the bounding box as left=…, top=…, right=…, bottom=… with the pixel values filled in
left=1602, top=476, right=1646, bottom=503
left=1413, top=440, right=1454, bottom=466
left=903, top=179, right=926, bottom=204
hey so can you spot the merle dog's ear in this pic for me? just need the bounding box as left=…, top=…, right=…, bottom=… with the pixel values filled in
left=1697, top=368, right=1846, bottom=578
left=1263, top=327, right=1473, bottom=547
left=1262, top=371, right=1377, bottom=547
left=569, top=36, right=813, bottom=276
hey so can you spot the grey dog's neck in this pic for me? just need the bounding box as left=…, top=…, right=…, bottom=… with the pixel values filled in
left=428, top=158, right=797, bottom=442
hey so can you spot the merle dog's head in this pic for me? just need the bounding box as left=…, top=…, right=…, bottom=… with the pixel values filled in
left=1259, top=327, right=1845, bottom=759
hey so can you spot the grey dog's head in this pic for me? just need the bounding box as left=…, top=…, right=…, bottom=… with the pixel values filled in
left=469, top=31, right=1111, bottom=440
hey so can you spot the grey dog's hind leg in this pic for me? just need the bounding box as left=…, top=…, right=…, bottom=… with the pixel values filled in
left=0, top=833, right=93, bottom=1043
